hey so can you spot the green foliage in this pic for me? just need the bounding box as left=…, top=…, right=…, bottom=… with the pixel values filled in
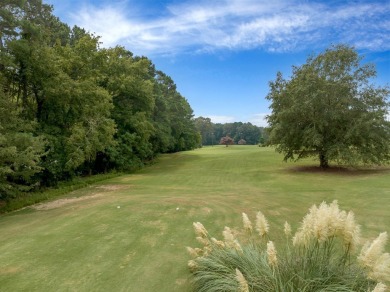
left=188, top=201, right=389, bottom=291
left=155, top=71, right=199, bottom=152
left=266, top=45, right=390, bottom=168
left=0, top=1, right=199, bottom=202
left=0, top=92, right=45, bottom=199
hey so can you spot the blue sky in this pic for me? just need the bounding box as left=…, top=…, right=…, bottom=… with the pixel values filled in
left=44, top=0, right=389, bottom=126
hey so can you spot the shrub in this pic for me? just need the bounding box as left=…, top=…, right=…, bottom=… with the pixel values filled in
left=187, top=201, right=389, bottom=292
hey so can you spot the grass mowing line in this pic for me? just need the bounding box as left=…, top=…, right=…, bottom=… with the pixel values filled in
left=0, top=146, right=389, bottom=291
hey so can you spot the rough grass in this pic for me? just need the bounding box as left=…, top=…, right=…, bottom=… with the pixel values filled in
left=0, top=146, right=389, bottom=291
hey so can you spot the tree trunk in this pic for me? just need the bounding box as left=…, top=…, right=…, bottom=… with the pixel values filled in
left=34, top=87, right=44, bottom=122
left=0, top=37, right=4, bottom=73
left=319, top=152, right=329, bottom=169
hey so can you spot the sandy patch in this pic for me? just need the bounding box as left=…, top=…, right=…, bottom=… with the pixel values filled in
left=202, top=207, right=212, bottom=214
left=0, top=266, right=22, bottom=275
left=143, top=220, right=168, bottom=235
left=175, top=278, right=187, bottom=286
left=269, top=210, right=281, bottom=216
left=31, top=184, right=128, bottom=211
left=95, top=185, right=127, bottom=191
left=120, top=175, right=146, bottom=182
left=140, top=236, right=158, bottom=248
left=163, top=198, right=205, bottom=207
left=32, top=193, right=104, bottom=210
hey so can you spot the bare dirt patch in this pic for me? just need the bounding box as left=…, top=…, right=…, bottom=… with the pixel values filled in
left=175, top=278, right=187, bottom=286
left=32, top=193, right=104, bottom=210
left=163, top=197, right=206, bottom=207
left=269, top=210, right=281, bottom=216
left=0, top=266, right=22, bottom=275
left=95, top=184, right=127, bottom=191
left=31, top=184, right=129, bottom=211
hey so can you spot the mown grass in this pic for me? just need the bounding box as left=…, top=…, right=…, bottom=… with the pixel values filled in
left=0, top=146, right=389, bottom=291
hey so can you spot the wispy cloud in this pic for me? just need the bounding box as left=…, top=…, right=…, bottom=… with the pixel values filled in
left=208, top=115, right=237, bottom=124
left=71, top=0, right=390, bottom=55
left=249, top=113, right=269, bottom=127
left=201, top=114, right=269, bottom=127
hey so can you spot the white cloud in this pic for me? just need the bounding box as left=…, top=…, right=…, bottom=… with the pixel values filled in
left=71, top=5, right=134, bottom=47
left=248, top=113, right=269, bottom=127
left=208, top=115, right=237, bottom=124
left=70, top=0, right=390, bottom=55
left=200, top=114, right=270, bottom=127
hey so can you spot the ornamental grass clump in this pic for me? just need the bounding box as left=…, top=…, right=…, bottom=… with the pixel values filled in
left=187, top=201, right=389, bottom=292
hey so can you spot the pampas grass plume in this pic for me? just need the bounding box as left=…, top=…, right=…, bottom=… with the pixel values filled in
left=223, top=226, right=235, bottom=247
left=193, top=222, right=208, bottom=238
left=267, top=241, right=278, bottom=267
left=233, top=239, right=243, bottom=253
left=359, top=232, right=390, bottom=282
left=255, top=211, right=269, bottom=237
left=359, top=232, right=387, bottom=269
left=371, top=282, right=387, bottom=292
left=343, top=211, right=361, bottom=252
left=369, top=253, right=390, bottom=283
left=186, top=247, right=199, bottom=258
left=235, top=268, right=249, bottom=292
left=242, top=212, right=253, bottom=232
left=196, top=236, right=210, bottom=247
left=188, top=260, right=198, bottom=272
left=284, top=221, right=291, bottom=238
left=211, top=237, right=225, bottom=248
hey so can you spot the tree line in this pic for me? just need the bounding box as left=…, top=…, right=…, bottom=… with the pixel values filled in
left=0, top=0, right=200, bottom=200
left=194, top=117, right=267, bottom=146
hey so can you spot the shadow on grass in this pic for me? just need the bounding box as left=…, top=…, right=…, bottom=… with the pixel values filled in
left=286, top=165, right=390, bottom=176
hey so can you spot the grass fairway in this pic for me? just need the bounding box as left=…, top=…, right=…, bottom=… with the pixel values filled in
left=0, top=146, right=389, bottom=291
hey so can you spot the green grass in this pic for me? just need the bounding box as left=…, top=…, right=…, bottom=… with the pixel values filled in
left=0, top=146, right=389, bottom=291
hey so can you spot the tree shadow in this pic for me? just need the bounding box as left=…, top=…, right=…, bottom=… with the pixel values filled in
left=286, top=165, right=390, bottom=176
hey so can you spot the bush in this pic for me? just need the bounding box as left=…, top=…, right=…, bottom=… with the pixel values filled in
left=187, top=201, right=390, bottom=292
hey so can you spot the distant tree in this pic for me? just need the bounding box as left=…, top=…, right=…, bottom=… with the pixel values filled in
left=266, top=45, right=390, bottom=168
left=235, top=122, right=262, bottom=145
left=238, top=139, right=247, bottom=145
left=194, top=116, right=213, bottom=146
left=219, top=136, right=234, bottom=147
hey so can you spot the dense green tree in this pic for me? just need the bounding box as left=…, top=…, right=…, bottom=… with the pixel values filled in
left=155, top=71, right=199, bottom=152
left=194, top=116, right=213, bottom=146
left=36, top=31, right=115, bottom=179
left=150, top=69, right=175, bottom=153
left=212, top=123, right=224, bottom=144
left=234, top=122, right=262, bottom=145
left=0, top=91, right=45, bottom=199
left=0, top=0, right=201, bottom=201
left=0, top=0, right=22, bottom=52
left=98, top=47, right=158, bottom=170
left=266, top=45, right=390, bottom=168
left=1, top=2, right=115, bottom=181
